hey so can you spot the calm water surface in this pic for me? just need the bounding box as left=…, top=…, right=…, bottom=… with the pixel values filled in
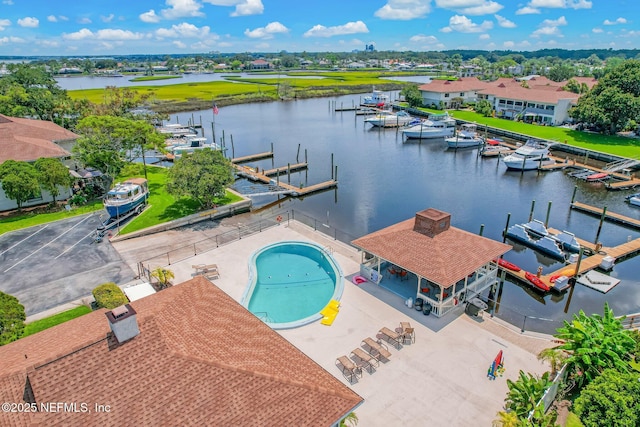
left=168, top=94, right=640, bottom=333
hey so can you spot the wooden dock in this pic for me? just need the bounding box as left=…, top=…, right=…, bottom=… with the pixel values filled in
left=262, top=162, right=308, bottom=177
left=570, top=201, right=640, bottom=230
left=234, top=164, right=337, bottom=197
left=538, top=156, right=640, bottom=189
left=499, top=234, right=640, bottom=293
left=231, top=151, right=274, bottom=164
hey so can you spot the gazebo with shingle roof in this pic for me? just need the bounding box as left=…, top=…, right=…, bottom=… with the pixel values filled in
left=352, top=208, right=511, bottom=317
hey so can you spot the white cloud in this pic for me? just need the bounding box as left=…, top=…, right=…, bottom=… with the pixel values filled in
left=2, top=0, right=13, bottom=4
left=440, top=15, right=493, bottom=33
left=525, top=0, right=591, bottom=10
left=503, top=40, right=515, bottom=48
left=100, top=42, right=115, bottom=50
left=161, top=0, right=204, bottom=19
left=140, top=10, right=161, bottom=23
left=48, top=15, right=68, bottom=22
left=17, top=17, right=39, bottom=28
left=36, top=39, right=59, bottom=47
left=592, top=28, right=603, bottom=33
left=95, top=29, right=145, bottom=40
left=603, top=17, right=626, bottom=25
left=0, top=18, right=10, bottom=31
left=374, top=0, right=431, bottom=20
left=156, top=22, right=210, bottom=38
left=435, top=0, right=502, bottom=15
left=62, top=28, right=94, bottom=40
left=0, top=36, right=24, bottom=44
left=173, top=40, right=187, bottom=48
left=244, top=22, right=288, bottom=39
left=409, top=34, right=438, bottom=43
left=78, top=17, right=92, bottom=24
left=303, top=21, right=369, bottom=38
left=101, top=14, right=115, bottom=23
left=202, top=0, right=265, bottom=17
left=531, top=15, right=567, bottom=38
left=495, top=14, right=516, bottom=28
left=516, top=6, right=540, bottom=14
left=479, top=33, right=490, bottom=39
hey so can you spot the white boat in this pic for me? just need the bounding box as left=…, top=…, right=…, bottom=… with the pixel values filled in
left=402, top=117, right=456, bottom=139
left=362, top=89, right=390, bottom=106
left=170, top=137, right=220, bottom=157
left=365, top=110, right=414, bottom=128
left=625, top=192, right=640, bottom=207
left=103, top=178, right=149, bottom=218
left=445, top=123, right=483, bottom=148
left=157, top=123, right=194, bottom=136
left=502, top=140, right=555, bottom=170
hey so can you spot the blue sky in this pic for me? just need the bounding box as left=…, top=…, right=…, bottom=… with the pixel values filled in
left=0, top=0, right=637, bottom=56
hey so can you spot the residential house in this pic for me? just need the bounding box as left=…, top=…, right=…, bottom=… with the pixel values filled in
left=0, top=114, right=79, bottom=211
left=418, top=76, right=590, bottom=125
left=0, top=277, right=363, bottom=426
left=248, top=59, right=271, bottom=70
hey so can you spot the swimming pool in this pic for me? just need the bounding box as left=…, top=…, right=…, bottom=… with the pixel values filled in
left=241, top=241, right=344, bottom=329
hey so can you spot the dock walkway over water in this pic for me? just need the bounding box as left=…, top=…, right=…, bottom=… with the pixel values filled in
left=570, top=202, right=640, bottom=230
left=233, top=164, right=337, bottom=197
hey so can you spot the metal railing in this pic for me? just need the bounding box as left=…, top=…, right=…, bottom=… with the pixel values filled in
left=290, top=209, right=360, bottom=248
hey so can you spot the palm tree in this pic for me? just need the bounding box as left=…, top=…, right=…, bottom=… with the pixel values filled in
left=492, top=410, right=518, bottom=427
left=151, top=267, right=174, bottom=290
left=537, top=347, right=567, bottom=377
left=339, top=412, right=358, bottom=427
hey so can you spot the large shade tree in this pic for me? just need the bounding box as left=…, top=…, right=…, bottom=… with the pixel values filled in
left=167, top=148, right=234, bottom=208
left=73, top=115, right=165, bottom=179
left=34, top=157, right=72, bottom=204
left=0, top=160, right=41, bottom=210
left=0, top=291, right=26, bottom=346
left=570, top=59, right=640, bottom=134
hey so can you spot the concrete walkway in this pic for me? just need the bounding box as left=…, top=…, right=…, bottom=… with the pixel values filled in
left=112, top=220, right=554, bottom=427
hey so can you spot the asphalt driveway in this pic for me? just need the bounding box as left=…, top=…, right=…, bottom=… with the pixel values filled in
left=0, top=213, right=135, bottom=315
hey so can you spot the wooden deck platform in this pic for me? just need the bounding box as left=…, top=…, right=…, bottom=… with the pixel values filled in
left=234, top=164, right=337, bottom=197
left=231, top=151, right=274, bottom=164
left=263, top=162, right=308, bottom=177
left=539, top=156, right=640, bottom=189
left=570, top=201, right=640, bottom=230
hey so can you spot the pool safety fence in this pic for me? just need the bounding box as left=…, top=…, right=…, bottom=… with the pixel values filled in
left=478, top=293, right=564, bottom=335
left=289, top=209, right=360, bottom=248
left=138, top=211, right=291, bottom=274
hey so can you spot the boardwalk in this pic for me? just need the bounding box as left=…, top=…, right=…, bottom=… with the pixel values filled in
left=233, top=164, right=337, bottom=197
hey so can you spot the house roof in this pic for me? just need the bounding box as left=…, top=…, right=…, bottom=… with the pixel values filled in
left=0, top=277, right=362, bottom=426
left=352, top=209, right=511, bottom=287
left=479, top=83, right=579, bottom=104
left=0, top=114, right=77, bottom=163
left=418, top=77, right=490, bottom=93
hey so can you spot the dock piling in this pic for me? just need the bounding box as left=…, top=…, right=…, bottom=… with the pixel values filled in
left=529, top=200, right=536, bottom=222
left=296, top=144, right=301, bottom=163
left=287, top=163, right=291, bottom=184
left=331, top=153, right=334, bottom=179
left=545, top=201, right=552, bottom=228
left=595, top=206, right=607, bottom=243
left=503, top=213, right=511, bottom=243
left=479, top=224, right=485, bottom=236
left=571, top=185, right=578, bottom=204
left=335, top=165, right=338, bottom=182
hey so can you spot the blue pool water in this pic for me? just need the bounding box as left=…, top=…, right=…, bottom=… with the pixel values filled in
left=242, top=241, right=344, bottom=329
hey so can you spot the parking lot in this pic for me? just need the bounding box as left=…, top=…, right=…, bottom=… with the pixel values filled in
left=0, top=213, right=135, bottom=315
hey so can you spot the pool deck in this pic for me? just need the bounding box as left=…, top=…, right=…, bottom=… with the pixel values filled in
left=114, top=221, right=554, bottom=426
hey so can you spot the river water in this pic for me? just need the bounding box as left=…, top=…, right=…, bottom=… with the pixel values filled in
left=62, top=75, right=640, bottom=333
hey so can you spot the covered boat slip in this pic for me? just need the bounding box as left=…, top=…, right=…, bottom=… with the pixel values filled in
left=351, top=208, right=511, bottom=318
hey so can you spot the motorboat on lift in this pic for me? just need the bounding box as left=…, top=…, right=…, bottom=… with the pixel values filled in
left=169, top=137, right=220, bottom=158
left=445, top=123, right=484, bottom=148
left=402, top=116, right=457, bottom=139
left=502, top=139, right=555, bottom=170
left=365, top=110, right=414, bottom=128
left=361, top=89, right=390, bottom=107
left=625, top=192, right=640, bottom=207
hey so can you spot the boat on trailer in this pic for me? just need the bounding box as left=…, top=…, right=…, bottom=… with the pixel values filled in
left=104, top=178, right=149, bottom=218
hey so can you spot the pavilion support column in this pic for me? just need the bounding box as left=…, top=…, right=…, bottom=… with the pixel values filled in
left=463, top=276, right=468, bottom=301
left=376, top=257, right=381, bottom=282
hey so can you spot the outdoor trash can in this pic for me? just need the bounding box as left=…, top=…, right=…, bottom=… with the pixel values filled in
left=465, top=298, right=488, bottom=317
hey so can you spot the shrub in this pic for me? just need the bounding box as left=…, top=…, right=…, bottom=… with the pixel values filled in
left=0, top=291, right=26, bottom=346
left=92, top=282, right=128, bottom=309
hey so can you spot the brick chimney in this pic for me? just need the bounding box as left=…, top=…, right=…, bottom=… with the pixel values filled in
left=106, top=304, right=139, bottom=344
left=413, top=208, right=451, bottom=238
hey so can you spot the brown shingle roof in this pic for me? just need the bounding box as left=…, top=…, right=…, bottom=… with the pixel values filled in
left=352, top=211, right=511, bottom=287
left=0, top=277, right=362, bottom=426
left=0, top=114, right=77, bottom=163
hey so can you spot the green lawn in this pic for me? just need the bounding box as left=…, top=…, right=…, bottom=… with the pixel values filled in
left=116, top=163, right=244, bottom=234
left=418, top=108, right=640, bottom=159
left=0, top=200, right=104, bottom=236
left=22, top=305, right=92, bottom=337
